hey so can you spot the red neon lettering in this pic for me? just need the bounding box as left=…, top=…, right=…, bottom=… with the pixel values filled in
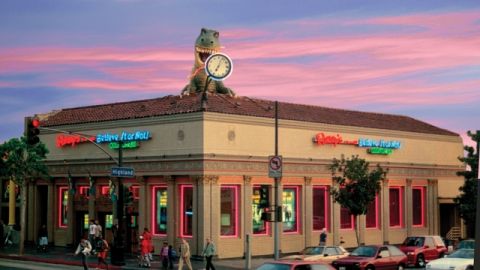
left=56, top=134, right=95, bottom=148
left=315, top=133, right=343, bottom=146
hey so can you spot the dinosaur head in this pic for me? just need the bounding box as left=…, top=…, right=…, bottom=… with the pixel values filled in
left=195, top=28, right=221, bottom=66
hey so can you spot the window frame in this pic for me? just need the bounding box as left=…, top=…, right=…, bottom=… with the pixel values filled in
left=179, top=184, right=193, bottom=238
left=252, top=185, right=269, bottom=236
left=282, top=185, right=300, bottom=234
left=312, top=186, right=329, bottom=232
left=340, top=206, right=355, bottom=230
left=389, top=186, right=404, bottom=228
left=152, top=185, right=168, bottom=236
left=220, top=185, right=239, bottom=238
left=58, top=186, right=68, bottom=228
left=412, top=186, right=426, bottom=227
left=366, top=195, right=380, bottom=229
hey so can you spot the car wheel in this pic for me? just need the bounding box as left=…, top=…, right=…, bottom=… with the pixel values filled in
left=416, top=254, right=425, bottom=268
left=366, top=266, right=375, bottom=270
left=397, top=264, right=404, bottom=270
left=439, top=252, right=445, bottom=258
left=466, top=266, right=473, bottom=270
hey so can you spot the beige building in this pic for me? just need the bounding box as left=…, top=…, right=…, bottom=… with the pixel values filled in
left=0, top=94, right=465, bottom=258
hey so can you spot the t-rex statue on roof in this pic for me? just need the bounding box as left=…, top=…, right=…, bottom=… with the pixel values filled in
left=181, top=28, right=235, bottom=96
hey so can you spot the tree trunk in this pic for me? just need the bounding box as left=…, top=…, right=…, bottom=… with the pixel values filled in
left=354, top=215, right=360, bottom=246
left=19, top=181, right=26, bottom=256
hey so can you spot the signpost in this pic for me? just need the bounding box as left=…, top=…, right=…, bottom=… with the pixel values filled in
left=268, top=155, right=282, bottom=178
left=111, top=167, right=135, bottom=178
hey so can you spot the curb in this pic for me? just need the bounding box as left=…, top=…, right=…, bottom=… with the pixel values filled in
left=0, top=253, right=123, bottom=269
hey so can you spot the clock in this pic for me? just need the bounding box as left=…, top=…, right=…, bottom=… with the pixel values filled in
left=205, top=53, right=233, bottom=81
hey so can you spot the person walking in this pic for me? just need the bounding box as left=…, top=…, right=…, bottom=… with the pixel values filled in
left=38, top=224, right=48, bottom=252
left=319, top=228, right=327, bottom=246
left=178, top=238, right=192, bottom=270
left=88, top=219, right=97, bottom=253
left=202, top=238, right=216, bottom=270
left=139, top=235, right=151, bottom=268
left=160, top=241, right=169, bottom=270
left=168, top=244, right=176, bottom=269
left=75, top=235, right=92, bottom=270
left=96, top=234, right=109, bottom=270
left=142, top=227, right=153, bottom=262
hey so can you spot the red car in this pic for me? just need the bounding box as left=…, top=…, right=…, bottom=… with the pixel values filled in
left=256, top=260, right=335, bottom=270
left=331, top=245, right=407, bottom=270
left=399, top=235, right=447, bottom=267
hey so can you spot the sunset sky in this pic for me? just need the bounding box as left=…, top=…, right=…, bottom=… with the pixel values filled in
left=1, top=0, right=479, bottom=146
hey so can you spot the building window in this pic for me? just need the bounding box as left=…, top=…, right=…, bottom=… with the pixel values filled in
left=58, top=186, right=68, bottom=228
left=252, top=185, right=269, bottom=235
left=283, top=186, right=299, bottom=233
left=366, top=195, right=380, bottom=229
left=412, top=187, right=426, bottom=227
left=152, top=186, right=168, bottom=235
left=340, top=206, right=354, bottom=229
left=312, top=186, right=329, bottom=231
left=221, top=185, right=239, bottom=237
left=180, top=185, right=193, bottom=237
left=389, top=187, right=404, bottom=227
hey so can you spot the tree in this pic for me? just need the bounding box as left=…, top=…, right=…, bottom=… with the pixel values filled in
left=454, top=130, right=480, bottom=237
left=329, top=155, right=387, bottom=246
left=0, top=137, right=49, bottom=255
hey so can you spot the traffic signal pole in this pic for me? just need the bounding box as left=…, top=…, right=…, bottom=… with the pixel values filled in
left=274, top=101, right=280, bottom=260
left=112, top=141, right=125, bottom=265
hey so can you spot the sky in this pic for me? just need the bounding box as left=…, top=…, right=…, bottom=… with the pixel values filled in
left=1, top=0, right=479, bottom=147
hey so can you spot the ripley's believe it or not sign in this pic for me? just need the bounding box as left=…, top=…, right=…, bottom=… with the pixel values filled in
left=56, top=130, right=151, bottom=149
left=313, top=132, right=401, bottom=155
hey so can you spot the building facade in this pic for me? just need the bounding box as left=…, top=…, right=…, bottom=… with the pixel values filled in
left=0, top=94, right=465, bottom=258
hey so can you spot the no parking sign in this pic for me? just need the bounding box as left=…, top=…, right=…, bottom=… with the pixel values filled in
left=268, top=155, right=282, bottom=178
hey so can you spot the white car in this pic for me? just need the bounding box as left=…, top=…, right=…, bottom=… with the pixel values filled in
left=426, top=249, right=473, bottom=270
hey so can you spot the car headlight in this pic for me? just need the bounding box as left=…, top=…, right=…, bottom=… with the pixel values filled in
left=407, top=252, right=414, bottom=255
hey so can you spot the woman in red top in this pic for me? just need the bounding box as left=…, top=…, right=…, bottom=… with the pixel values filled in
left=96, top=234, right=109, bottom=270
left=142, top=228, right=153, bottom=261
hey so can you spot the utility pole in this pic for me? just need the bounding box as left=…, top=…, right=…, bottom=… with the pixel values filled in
left=112, top=141, right=125, bottom=266
left=274, top=101, right=281, bottom=260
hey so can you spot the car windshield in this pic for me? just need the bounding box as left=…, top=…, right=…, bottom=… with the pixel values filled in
left=257, top=263, right=292, bottom=270
left=303, top=246, right=325, bottom=255
left=351, top=246, right=377, bottom=257
left=403, top=237, right=424, bottom=247
left=458, top=241, right=475, bottom=249
left=448, top=249, right=474, bottom=259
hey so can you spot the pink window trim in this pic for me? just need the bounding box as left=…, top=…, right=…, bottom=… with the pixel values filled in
left=79, top=186, right=89, bottom=196
left=340, top=207, right=355, bottom=230
left=412, top=186, right=426, bottom=227
left=101, top=186, right=109, bottom=196
left=253, top=185, right=269, bottom=236
left=58, top=186, right=68, bottom=228
left=180, top=184, right=193, bottom=238
left=366, top=195, right=380, bottom=229
left=312, top=186, right=329, bottom=232
left=389, top=186, right=404, bottom=228
left=131, top=185, right=140, bottom=199
left=220, top=185, right=239, bottom=238
left=283, top=185, right=300, bottom=234
left=152, top=185, right=167, bottom=236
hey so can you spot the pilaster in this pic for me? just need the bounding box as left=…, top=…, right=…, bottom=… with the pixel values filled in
left=66, top=181, right=74, bottom=246
left=47, top=181, right=54, bottom=244
left=165, top=175, right=176, bottom=246
left=332, top=181, right=340, bottom=245
left=27, top=180, right=35, bottom=243
left=358, top=215, right=366, bottom=245
left=428, top=179, right=439, bottom=235
left=243, top=176, right=253, bottom=238
left=406, top=179, right=413, bottom=236
left=88, top=176, right=96, bottom=224
left=137, top=176, right=147, bottom=234
left=382, top=179, right=390, bottom=244
left=304, top=177, right=313, bottom=246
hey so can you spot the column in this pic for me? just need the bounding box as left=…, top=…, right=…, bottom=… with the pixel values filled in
left=243, top=176, right=253, bottom=238
left=428, top=179, right=439, bottom=235
left=406, top=179, right=413, bottom=236
left=304, top=177, right=313, bottom=246
left=358, top=215, right=366, bottom=245
left=381, top=179, right=390, bottom=244
left=195, top=175, right=216, bottom=256
left=332, top=182, right=340, bottom=246
left=137, top=176, right=147, bottom=237
left=210, top=176, right=220, bottom=254
left=27, top=181, right=35, bottom=243
left=47, top=181, right=54, bottom=244
left=88, top=176, right=96, bottom=225
left=66, top=180, right=75, bottom=246
left=166, top=176, right=176, bottom=246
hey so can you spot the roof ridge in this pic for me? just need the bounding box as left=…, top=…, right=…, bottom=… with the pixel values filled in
left=57, top=95, right=176, bottom=112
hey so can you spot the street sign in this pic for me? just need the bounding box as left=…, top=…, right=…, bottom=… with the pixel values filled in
left=268, top=155, right=282, bottom=178
left=111, top=167, right=135, bottom=178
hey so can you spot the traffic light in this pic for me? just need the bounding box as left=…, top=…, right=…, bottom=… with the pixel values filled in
left=26, top=117, right=40, bottom=146
left=261, top=210, right=272, bottom=222
left=259, top=185, right=270, bottom=208
left=125, top=187, right=134, bottom=205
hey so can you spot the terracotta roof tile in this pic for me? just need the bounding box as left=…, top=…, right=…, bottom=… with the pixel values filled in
left=40, top=94, right=458, bottom=136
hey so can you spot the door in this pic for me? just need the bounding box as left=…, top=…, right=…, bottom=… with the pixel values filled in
left=75, top=211, right=89, bottom=244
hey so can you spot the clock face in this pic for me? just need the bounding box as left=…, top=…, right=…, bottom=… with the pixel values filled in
left=205, top=53, right=233, bottom=81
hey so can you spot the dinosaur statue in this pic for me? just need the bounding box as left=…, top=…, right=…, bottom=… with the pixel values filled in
left=181, top=28, right=235, bottom=96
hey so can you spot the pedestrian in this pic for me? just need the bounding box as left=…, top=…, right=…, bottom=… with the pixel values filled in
left=168, top=244, right=176, bottom=269
left=96, top=234, right=109, bottom=270
left=139, top=235, right=151, bottom=268
left=75, top=235, right=92, bottom=270
left=94, top=219, right=103, bottom=244
left=38, top=224, right=48, bottom=252
left=178, top=238, right=192, bottom=270
left=319, top=228, right=327, bottom=246
left=88, top=219, right=97, bottom=252
left=202, top=237, right=216, bottom=270
left=142, top=227, right=153, bottom=262
left=160, top=241, right=169, bottom=269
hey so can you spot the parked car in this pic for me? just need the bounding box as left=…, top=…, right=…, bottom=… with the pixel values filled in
left=282, top=246, right=349, bottom=263
left=256, top=260, right=335, bottom=270
left=399, top=235, right=447, bottom=267
left=331, top=245, right=407, bottom=270
left=457, top=239, right=475, bottom=250
left=426, top=248, right=474, bottom=270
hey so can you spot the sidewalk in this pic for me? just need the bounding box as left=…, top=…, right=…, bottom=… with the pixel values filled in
left=0, top=244, right=272, bottom=269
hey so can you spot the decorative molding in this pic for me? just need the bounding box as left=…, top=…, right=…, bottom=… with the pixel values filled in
left=164, top=175, right=175, bottom=184
left=304, top=176, right=312, bottom=186
left=243, top=175, right=252, bottom=185
left=136, top=176, right=147, bottom=184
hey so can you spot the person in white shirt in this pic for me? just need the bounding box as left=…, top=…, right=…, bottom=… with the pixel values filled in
left=88, top=219, right=96, bottom=251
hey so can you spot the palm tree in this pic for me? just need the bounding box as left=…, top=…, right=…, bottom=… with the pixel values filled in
left=0, top=137, right=49, bottom=255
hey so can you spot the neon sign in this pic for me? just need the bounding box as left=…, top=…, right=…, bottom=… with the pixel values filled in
left=96, top=130, right=150, bottom=143
left=313, top=132, right=401, bottom=155
left=56, top=134, right=95, bottom=148
left=57, top=130, right=151, bottom=148
left=109, top=141, right=139, bottom=149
